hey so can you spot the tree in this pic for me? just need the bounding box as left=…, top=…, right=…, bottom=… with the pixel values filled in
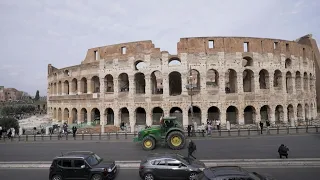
left=34, top=90, right=40, bottom=101
left=0, top=117, right=20, bottom=131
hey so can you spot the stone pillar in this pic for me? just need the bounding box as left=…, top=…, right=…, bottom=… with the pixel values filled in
left=237, top=73, right=243, bottom=93
left=129, top=76, right=135, bottom=96
left=183, top=110, right=188, bottom=127
left=281, top=72, right=286, bottom=93
left=255, top=110, right=261, bottom=124
left=220, top=110, right=227, bottom=126
left=87, top=78, right=92, bottom=94
left=181, top=73, right=188, bottom=96
left=145, top=76, right=151, bottom=97
left=114, top=109, right=120, bottom=126
left=200, top=74, right=207, bottom=95
left=292, top=74, right=296, bottom=95
left=270, top=109, right=276, bottom=125
left=77, top=80, right=82, bottom=94
left=269, top=73, right=275, bottom=94
left=114, top=77, right=119, bottom=96
left=238, top=109, right=244, bottom=125
left=61, top=82, right=65, bottom=95
left=163, top=73, right=169, bottom=98
left=87, top=110, right=92, bottom=125
left=129, top=111, right=135, bottom=133
left=219, top=74, right=226, bottom=94
left=69, top=81, right=74, bottom=95
left=283, top=107, right=288, bottom=124
left=100, top=77, right=105, bottom=96
left=201, top=111, right=207, bottom=124
left=100, top=112, right=105, bottom=134
left=254, top=72, right=260, bottom=94
left=146, top=110, right=152, bottom=126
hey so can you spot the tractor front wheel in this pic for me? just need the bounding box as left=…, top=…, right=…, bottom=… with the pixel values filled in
left=166, top=131, right=185, bottom=150
left=142, top=136, right=156, bottom=151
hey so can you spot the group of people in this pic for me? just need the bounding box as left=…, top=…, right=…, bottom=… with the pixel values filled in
left=259, top=120, right=271, bottom=134
left=0, top=126, right=16, bottom=139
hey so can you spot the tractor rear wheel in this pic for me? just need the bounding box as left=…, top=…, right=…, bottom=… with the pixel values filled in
left=166, top=131, right=185, bottom=150
left=142, top=136, right=156, bottom=151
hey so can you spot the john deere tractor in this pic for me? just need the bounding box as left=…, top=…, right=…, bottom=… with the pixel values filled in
left=133, top=116, right=186, bottom=151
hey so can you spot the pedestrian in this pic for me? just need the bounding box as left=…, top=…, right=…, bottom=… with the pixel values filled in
left=0, top=126, right=2, bottom=139
left=278, top=144, right=289, bottom=158
left=259, top=121, right=264, bottom=134
left=187, top=125, right=191, bottom=137
left=188, top=140, right=197, bottom=160
left=216, top=119, right=221, bottom=130
left=266, top=120, right=270, bottom=133
left=72, top=126, right=77, bottom=137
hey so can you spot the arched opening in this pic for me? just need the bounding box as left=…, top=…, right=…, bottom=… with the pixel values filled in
left=58, top=108, right=62, bottom=122
left=135, top=107, right=146, bottom=125
left=244, top=106, right=256, bottom=124
left=170, top=107, right=183, bottom=124
left=71, top=108, right=77, bottom=124
left=303, top=72, right=308, bottom=91
left=188, top=106, right=201, bottom=125
left=58, top=81, right=62, bottom=95
left=189, top=69, right=201, bottom=92
left=91, top=108, right=100, bottom=124
left=105, top=108, right=114, bottom=125
left=285, top=58, right=292, bottom=68
left=135, top=73, right=146, bottom=94
left=152, top=107, right=163, bottom=125
left=207, top=106, right=220, bottom=120
left=91, top=76, right=100, bottom=93
left=295, top=71, right=302, bottom=90
left=242, top=56, right=253, bottom=67
left=80, top=108, right=87, bottom=123
left=226, top=106, right=238, bottom=124
left=305, top=104, right=310, bottom=120
left=71, top=78, right=78, bottom=94
left=287, top=104, right=294, bottom=124
left=151, top=71, right=163, bottom=94
left=273, top=70, right=282, bottom=90
left=168, top=58, right=181, bottom=66
left=275, top=105, right=284, bottom=124
left=259, top=69, right=269, bottom=89
left=243, top=69, right=254, bottom=92
left=260, top=105, right=271, bottom=122
left=64, top=70, right=70, bottom=76
left=119, top=108, right=129, bottom=125
left=169, top=71, right=182, bottom=96
left=63, top=80, right=69, bottom=95
left=286, top=71, right=293, bottom=94
left=206, top=69, right=219, bottom=94
left=104, top=74, right=114, bottom=92
left=80, top=77, right=87, bottom=93
left=118, top=73, right=129, bottom=92
left=63, top=108, right=69, bottom=123
left=225, top=69, right=237, bottom=93
left=297, top=104, right=303, bottom=120
left=134, top=60, right=147, bottom=70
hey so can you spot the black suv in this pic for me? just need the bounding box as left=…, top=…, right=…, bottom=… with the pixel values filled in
left=196, top=166, right=276, bottom=180
left=49, top=151, right=118, bottom=180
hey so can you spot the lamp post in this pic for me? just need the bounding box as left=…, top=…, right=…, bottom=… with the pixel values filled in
left=186, top=65, right=196, bottom=136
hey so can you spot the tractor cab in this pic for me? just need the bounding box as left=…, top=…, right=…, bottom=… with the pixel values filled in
left=160, top=116, right=182, bottom=130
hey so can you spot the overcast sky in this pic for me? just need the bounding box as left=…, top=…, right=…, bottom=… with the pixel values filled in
left=0, top=0, right=319, bottom=96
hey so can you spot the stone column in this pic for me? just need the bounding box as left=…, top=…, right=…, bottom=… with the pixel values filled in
left=201, top=110, right=207, bottom=124
left=77, top=80, right=82, bottom=94
left=220, top=110, right=227, bottom=126
left=281, top=72, right=286, bottom=93
left=69, top=81, right=74, bottom=95
left=270, top=109, right=276, bottom=125
left=100, top=112, right=105, bottom=134
left=283, top=107, right=288, bottom=124
left=129, top=111, right=135, bottom=133
left=145, top=76, right=151, bottom=97
left=87, top=110, right=92, bottom=125
left=100, top=77, right=105, bottom=96
left=163, top=74, right=169, bottom=98
left=255, top=110, right=261, bottom=124
left=183, top=110, right=188, bottom=127
left=129, top=76, right=135, bottom=96
left=114, top=77, right=119, bottom=96
left=181, top=73, right=188, bottom=96
left=114, top=109, right=120, bottom=126
left=254, top=72, right=260, bottom=94
left=200, top=74, right=207, bottom=96
left=61, top=82, right=65, bottom=95
left=237, top=73, right=243, bottom=93
left=146, top=110, right=152, bottom=126
left=219, top=74, right=226, bottom=94
left=269, top=73, right=275, bottom=94
left=238, top=109, right=244, bottom=125
left=292, top=74, right=296, bottom=95
left=87, top=78, right=92, bottom=94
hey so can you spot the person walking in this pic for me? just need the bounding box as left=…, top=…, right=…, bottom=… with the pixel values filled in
left=278, top=144, right=290, bottom=158
left=72, top=126, right=77, bottom=138
left=188, top=140, right=197, bottom=160
left=259, top=121, right=264, bottom=134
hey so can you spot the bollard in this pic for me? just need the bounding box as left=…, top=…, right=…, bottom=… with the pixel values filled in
left=50, top=134, right=52, bottom=140
left=287, top=127, right=289, bottom=134
left=316, top=126, right=319, bottom=133
left=277, top=127, right=279, bottom=134
left=116, top=132, right=119, bottom=139
left=58, top=134, right=60, bottom=140
left=3, top=136, right=5, bottom=142
left=228, top=130, right=231, bottom=136
left=90, top=133, right=92, bottom=140
left=99, top=133, right=101, bottom=140
left=125, top=132, right=127, bottom=139
left=202, top=130, right=205, bottom=137
left=306, top=126, right=308, bottom=133
left=26, top=135, right=28, bottom=141
left=34, top=135, right=36, bottom=141
left=296, top=126, right=299, bottom=133
left=238, top=129, right=240, bottom=136
left=41, top=135, right=44, bottom=141
left=219, top=130, right=221, bottom=136
left=74, top=134, right=76, bottom=140
left=134, top=131, right=137, bottom=137
left=11, top=136, right=13, bottom=142
left=248, top=128, right=250, bottom=135
left=66, top=134, right=68, bottom=140
left=82, top=133, right=84, bottom=140
left=108, top=133, right=110, bottom=140
left=18, top=135, right=21, bottom=141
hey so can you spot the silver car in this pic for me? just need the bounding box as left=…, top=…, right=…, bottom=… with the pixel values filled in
left=139, top=153, right=206, bottom=180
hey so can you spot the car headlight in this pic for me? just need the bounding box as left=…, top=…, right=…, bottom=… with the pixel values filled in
left=107, top=168, right=112, bottom=172
left=199, top=167, right=205, bottom=171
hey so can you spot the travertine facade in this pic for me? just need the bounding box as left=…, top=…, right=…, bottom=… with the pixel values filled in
left=47, top=36, right=318, bottom=132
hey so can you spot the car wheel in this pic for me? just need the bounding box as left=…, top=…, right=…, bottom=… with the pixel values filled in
left=142, top=136, right=156, bottom=151
left=91, top=174, right=102, bottom=180
left=144, top=173, right=155, bottom=180
left=189, top=172, right=197, bottom=180
left=51, top=175, right=62, bottom=180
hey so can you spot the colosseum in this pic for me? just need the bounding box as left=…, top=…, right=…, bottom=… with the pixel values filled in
left=47, top=34, right=320, bottom=133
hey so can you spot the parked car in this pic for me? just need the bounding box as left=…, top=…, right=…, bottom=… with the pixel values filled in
left=49, top=151, right=118, bottom=180
left=195, top=166, right=276, bottom=180
left=139, top=153, right=206, bottom=180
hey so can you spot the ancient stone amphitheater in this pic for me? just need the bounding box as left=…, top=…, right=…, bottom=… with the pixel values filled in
left=47, top=35, right=320, bottom=132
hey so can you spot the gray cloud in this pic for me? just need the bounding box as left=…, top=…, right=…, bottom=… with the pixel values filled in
left=0, top=0, right=319, bottom=96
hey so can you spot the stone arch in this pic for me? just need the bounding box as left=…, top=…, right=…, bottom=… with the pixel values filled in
left=226, top=106, right=238, bottom=124
left=285, top=58, right=292, bottom=68
left=260, top=105, right=271, bottom=122
left=80, top=108, right=88, bottom=123
left=119, top=107, right=129, bottom=125
left=169, top=71, right=182, bottom=96
left=303, top=72, right=308, bottom=91
left=188, top=106, right=201, bottom=125
left=104, top=74, right=114, bottom=92
left=225, top=69, right=237, bottom=93
left=242, top=56, right=253, bottom=67
left=134, top=60, right=146, bottom=70
left=135, top=107, right=146, bottom=125
left=259, top=69, right=269, bottom=89
left=105, top=108, right=114, bottom=125
left=287, top=104, right=294, bottom=125
left=189, top=69, right=200, bottom=93
left=64, top=70, right=70, bottom=76
left=91, top=108, right=100, bottom=124
left=118, top=73, right=129, bottom=92
left=58, top=108, right=62, bottom=122
left=91, top=76, right=100, bottom=93
left=206, top=69, right=219, bottom=93
left=58, top=81, right=62, bottom=94
left=297, top=104, right=303, bottom=120
left=80, top=77, right=87, bottom=93
left=63, top=108, right=69, bottom=123
left=168, top=57, right=181, bottom=66
left=151, top=71, right=163, bottom=94
left=71, top=78, right=78, bottom=94
left=170, top=107, right=183, bottom=124
left=244, top=106, right=256, bottom=124
left=135, top=72, right=146, bottom=94
left=71, top=108, right=77, bottom=124
left=305, top=103, right=310, bottom=120
left=152, top=107, right=163, bottom=125
left=275, top=105, right=284, bottom=124
left=63, top=80, right=69, bottom=95
left=243, top=69, right=254, bottom=92
left=273, top=70, right=282, bottom=90
left=207, top=106, right=220, bottom=120
left=286, top=71, right=293, bottom=94
left=295, top=71, right=302, bottom=90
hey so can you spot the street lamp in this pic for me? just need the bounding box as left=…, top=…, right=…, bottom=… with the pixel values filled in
left=185, top=65, right=196, bottom=136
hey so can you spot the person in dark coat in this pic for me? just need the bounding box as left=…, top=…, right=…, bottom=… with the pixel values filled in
left=72, top=126, right=77, bottom=137
left=187, top=125, right=192, bottom=137
left=278, top=144, right=289, bottom=158
left=188, top=140, right=197, bottom=160
left=259, top=121, right=264, bottom=134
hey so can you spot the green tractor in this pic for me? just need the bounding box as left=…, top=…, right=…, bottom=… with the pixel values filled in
left=133, top=116, right=186, bottom=151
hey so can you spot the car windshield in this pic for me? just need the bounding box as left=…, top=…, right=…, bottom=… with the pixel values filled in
left=86, top=154, right=102, bottom=166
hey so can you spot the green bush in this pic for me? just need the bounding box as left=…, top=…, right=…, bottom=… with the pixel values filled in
left=0, top=105, right=36, bottom=116
left=0, top=117, right=20, bottom=131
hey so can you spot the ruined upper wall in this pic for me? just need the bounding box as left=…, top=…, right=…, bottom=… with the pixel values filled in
left=82, top=40, right=161, bottom=64
left=177, top=36, right=314, bottom=60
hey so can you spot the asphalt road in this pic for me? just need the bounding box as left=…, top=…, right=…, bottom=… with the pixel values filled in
left=0, top=134, right=320, bottom=161
left=1, top=168, right=320, bottom=180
